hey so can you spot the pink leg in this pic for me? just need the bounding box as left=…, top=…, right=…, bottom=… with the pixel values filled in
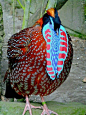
left=41, top=96, right=58, bottom=115
left=22, top=95, right=42, bottom=115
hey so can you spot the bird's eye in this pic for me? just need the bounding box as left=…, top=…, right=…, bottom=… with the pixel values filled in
left=49, top=21, right=52, bottom=25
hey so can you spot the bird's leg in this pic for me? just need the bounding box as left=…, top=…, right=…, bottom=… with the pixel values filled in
left=41, top=96, right=58, bottom=115
left=22, top=95, right=32, bottom=115
left=22, top=95, right=42, bottom=115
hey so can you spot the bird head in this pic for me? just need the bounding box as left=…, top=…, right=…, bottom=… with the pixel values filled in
left=35, top=8, right=61, bottom=32
left=43, top=8, right=61, bottom=31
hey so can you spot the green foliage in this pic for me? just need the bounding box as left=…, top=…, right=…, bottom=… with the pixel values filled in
left=69, top=32, right=86, bottom=40
left=16, top=0, right=31, bottom=29
left=84, top=2, right=86, bottom=21
left=11, top=0, right=59, bottom=30
left=17, top=0, right=25, bottom=10
left=22, top=0, right=31, bottom=29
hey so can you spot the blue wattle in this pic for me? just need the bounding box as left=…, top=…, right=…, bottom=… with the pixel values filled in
left=50, top=27, right=60, bottom=74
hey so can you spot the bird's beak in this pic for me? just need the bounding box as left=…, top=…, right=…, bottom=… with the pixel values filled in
left=47, top=8, right=55, bottom=18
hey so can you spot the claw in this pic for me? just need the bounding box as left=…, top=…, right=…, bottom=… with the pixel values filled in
left=41, top=96, right=58, bottom=115
left=22, top=95, right=42, bottom=115
left=22, top=95, right=58, bottom=115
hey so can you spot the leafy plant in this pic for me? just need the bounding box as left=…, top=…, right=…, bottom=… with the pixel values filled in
left=17, top=0, right=31, bottom=29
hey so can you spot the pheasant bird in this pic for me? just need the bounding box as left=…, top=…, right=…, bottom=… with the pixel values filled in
left=4, top=8, right=73, bottom=115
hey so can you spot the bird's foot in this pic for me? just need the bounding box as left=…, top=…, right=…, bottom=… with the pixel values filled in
left=41, top=110, right=58, bottom=115
left=41, top=96, right=58, bottom=115
left=22, top=103, right=42, bottom=115
left=22, top=95, right=42, bottom=115
left=41, top=103, right=58, bottom=115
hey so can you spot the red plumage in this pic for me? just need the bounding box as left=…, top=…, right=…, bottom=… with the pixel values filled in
left=4, top=8, right=73, bottom=115
left=4, top=25, right=73, bottom=97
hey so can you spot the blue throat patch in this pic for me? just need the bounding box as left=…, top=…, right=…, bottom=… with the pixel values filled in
left=42, top=22, right=68, bottom=80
